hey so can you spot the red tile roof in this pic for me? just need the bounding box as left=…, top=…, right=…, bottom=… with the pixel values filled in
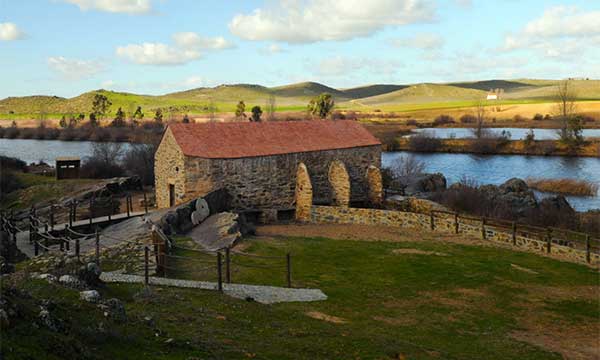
left=168, top=120, right=381, bottom=159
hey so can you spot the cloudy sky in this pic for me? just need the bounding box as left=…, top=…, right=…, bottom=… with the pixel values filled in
left=1, top=0, right=598, bottom=98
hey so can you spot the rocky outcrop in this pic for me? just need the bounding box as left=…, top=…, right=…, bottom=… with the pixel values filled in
left=385, top=196, right=450, bottom=213
left=396, top=173, right=447, bottom=196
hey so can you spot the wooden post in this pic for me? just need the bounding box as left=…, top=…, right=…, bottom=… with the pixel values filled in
left=512, top=222, right=517, bottom=245
left=217, top=252, right=223, bottom=292
left=454, top=212, right=459, bottom=234
left=89, top=198, right=93, bottom=226
left=75, top=238, right=80, bottom=261
left=586, top=235, right=591, bottom=263
left=546, top=228, right=552, bottom=253
left=108, top=196, right=112, bottom=222
left=34, top=238, right=39, bottom=256
left=69, top=202, right=73, bottom=227
left=430, top=211, right=435, bottom=231
left=286, top=253, right=292, bottom=288
left=481, top=217, right=486, bottom=240
left=73, top=200, right=77, bottom=223
left=29, top=219, right=33, bottom=243
left=126, top=194, right=131, bottom=217
left=95, top=229, right=100, bottom=265
left=143, top=191, right=148, bottom=214
left=225, top=247, right=231, bottom=284
left=50, top=205, right=55, bottom=231
left=144, top=246, right=149, bottom=287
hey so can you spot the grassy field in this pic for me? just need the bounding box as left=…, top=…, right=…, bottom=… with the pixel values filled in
left=4, top=224, right=599, bottom=359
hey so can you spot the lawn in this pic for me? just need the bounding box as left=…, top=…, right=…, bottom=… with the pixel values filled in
left=4, top=225, right=599, bottom=359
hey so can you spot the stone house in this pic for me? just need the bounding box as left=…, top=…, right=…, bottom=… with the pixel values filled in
left=154, top=120, right=381, bottom=215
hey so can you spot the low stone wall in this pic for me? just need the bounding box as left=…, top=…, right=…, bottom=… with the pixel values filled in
left=310, top=205, right=599, bottom=266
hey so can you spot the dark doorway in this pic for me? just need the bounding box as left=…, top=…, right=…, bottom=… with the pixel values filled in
left=169, top=184, right=175, bottom=207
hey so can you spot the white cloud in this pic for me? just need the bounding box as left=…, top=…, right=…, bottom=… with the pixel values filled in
left=61, top=0, right=152, bottom=14
left=116, top=32, right=233, bottom=65
left=229, top=0, right=435, bottom=43
left=390, top=33, right=444, bottom=50
left=172, top=32, right=235, bottom=50
left=116, top=42, right=201, bottom=65
left=47, top=56, right=105, bottom=80
left=313, top=56, right=403, bottom=76
left=260, top=44, right=286, bottom=55
left=501, top=6, right=600, bottom=63
left=0, top=22, right=25, bottom=41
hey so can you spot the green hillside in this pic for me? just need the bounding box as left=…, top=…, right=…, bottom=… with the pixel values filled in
left=355, top=83, right=487, bottom=105
left=1, top=79, right=598, bottom=120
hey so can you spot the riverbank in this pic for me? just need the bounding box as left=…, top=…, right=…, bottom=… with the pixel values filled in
left=391, top=138, right=600, bottom=157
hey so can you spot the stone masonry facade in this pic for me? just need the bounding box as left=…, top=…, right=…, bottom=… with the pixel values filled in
left=155, top=127, right=381, bottom=210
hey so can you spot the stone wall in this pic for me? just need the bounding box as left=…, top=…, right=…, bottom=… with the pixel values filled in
left=294, top=163, right=313, bottom=222
left=182, top=145, right=380, bottom=210
left=154, top=128, right=187, bottom=208
left=328, top=160, right=350, bottom=207
left=310, top=205, right=599, bottom=266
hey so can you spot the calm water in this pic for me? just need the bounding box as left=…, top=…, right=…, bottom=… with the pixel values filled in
left=0, top=139, right=130, bottom=166
left=383, top=151, right=600, bottom=211
left=409, top=127, right=600, bottom=140
left=1, top=139, right=598, bottom=211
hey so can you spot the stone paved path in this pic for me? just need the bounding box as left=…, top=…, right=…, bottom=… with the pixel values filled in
left=100, top=272, right=327, bottom=304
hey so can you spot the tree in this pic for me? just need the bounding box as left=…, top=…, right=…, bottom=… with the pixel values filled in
left=308, top=93, right=335, bottom=119
left=554, top=80, right=581, bottom=145
left=91, top=93, right=112, bottom=121
left=133, top=106, right=144, bottom=121
left=207, top=98, right=217, bottom=122
left=266, top=94, right=276, bottom=121
left=182, top=114, right=190, bottom=123
left=154, top=109, right=163, bottom=125
left=110, top=107, right=127, bottom=127
left=235, top=101, right=246, bottom=119
left=471, top=99, right=488, bottom=139
left=89, top=113, right=99, bottom=127
left=250, top=106, right=262, bottom=122
left=59, top=116, right=68, bottom=128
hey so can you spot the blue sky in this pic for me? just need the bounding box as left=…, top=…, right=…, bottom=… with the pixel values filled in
left=1, top=0, right=599, bottom=98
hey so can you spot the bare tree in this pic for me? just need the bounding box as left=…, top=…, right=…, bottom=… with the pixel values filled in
left=390, top=154, right=426, bottom=177
left=207, top=97, right=217, bottom=122
left=554, top=80, right=578, bottom=142
left=266, top=94, right=276, bottom=121
left=472, top=99, right=488, bottom=139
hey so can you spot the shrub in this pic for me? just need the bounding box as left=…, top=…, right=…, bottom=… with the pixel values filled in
left=432, top=115, right=455, bottom=127
left=533, top=113, right=544, bottom=121
left=406, top=119, right=418, bottom=126
left=526, top=178, right=599, bottom=196
left=389, top=154, right=426, bottom=177
left=80, top=143, right=125, bottom=179
left=539, top=141, right=556, bottom=155
left=0, top=170, right=24, bottom=195
left=408, top=131, right=442, bottom=152
left=460, top=114, right=476, bottom=124
left=513, top=115, right=526, bottom=122
left=524, top=129, right=535, bottom=147
left=544, top=114, right=552, bottom=120
left=122, top=143, right=157, bottom=186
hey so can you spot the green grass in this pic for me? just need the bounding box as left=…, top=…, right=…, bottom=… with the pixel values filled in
left=6, top=234, right=596, bottom=359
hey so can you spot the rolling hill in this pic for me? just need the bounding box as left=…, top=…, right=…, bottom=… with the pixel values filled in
left=1, top=79, right=598, bottom=119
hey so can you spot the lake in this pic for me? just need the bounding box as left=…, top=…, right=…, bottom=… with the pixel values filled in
left=383, top=151, right=600, bottom=211
left=0, top=139, right=131, bottom=166
left=1, top=139, right=598, bottom=211
left=409, top=127, right=600, bottom=140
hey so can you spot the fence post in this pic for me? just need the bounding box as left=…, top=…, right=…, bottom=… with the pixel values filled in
left=75, top=237, right=80, bottom=262
left=144, top=246, right=149, bottom=287
left=546, top=228, right=552, bottom=254
left=286, top=253, right=292, bottom=288
left=126, top=194, right=131, bottom=217
left=69, top=202, right=73, bottom=227
left=454, top=212, right=459, bottom=234
left=34, top=238, right=39, bottom=256
left=73, top=200, right=77, bottom=223
left=217, top=252, right=223, bottom=292
left=95, top=229, right=100, bottom=265
left=50, top=205, right=55, bottom=231
left=586, top=235, right=591, bottom=263
left=108, top=195, right=113, bottom=221
left=430, top=211, right=435, bottom=231
left=89, top=198, right=93, bottom=226
left=28, top=218, right=33, bottom=243
left=143, top=191, right=148, bottom=214
left=512, top=222, right=517, bottom=245
left=481, top=217, right=486, bottom=240
left=225, top=247, right=231, bottom=284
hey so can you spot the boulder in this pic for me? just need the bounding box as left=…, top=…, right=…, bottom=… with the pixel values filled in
left=37, top=273, right=57, bottom=283
left=398, top=173, right=447, bottom=196
left=78, top=262, right=102, bottom=287
left=58, top=275, right=83, bottom=289
left=80, top=290, right=101, bottom=303
left=100, top=298, right=127, bottom=323
left=540, top=195, right=575, bottom=214
left=499, top=178, right=529, bottom=194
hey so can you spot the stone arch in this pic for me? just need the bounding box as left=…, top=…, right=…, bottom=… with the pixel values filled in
left=328, top=160, right=350, bottom=207
left=366, top=165, right=383, bottom=207
left=294, top=162, right=313, bottom=222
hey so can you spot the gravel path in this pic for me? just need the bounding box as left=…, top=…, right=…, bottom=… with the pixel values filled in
left=100, top=272, right=327, bottom=304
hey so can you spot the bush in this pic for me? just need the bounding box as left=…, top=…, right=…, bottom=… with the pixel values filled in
left=122, top=143, right=157, bottom=186
left=80, top=143, right=125, bottom=179
left=0, top=170, right=24, bottom=195
left=513, top=115, right=526, bottom=122
left=408, top=131, right=442, bottom=152
left=533, top=113, right=544, bottom=121
left=406, top=119, right=418, bottom=126
left=459, top=114, right=476, bottom=124
left=432, top=115, right=455, bottom=127
left=524, top=129, right=535, bottom=147
left=544, top=114, right=552, bottom=120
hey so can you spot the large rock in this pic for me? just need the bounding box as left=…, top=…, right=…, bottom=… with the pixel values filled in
left=80, top=290, right=101, bottom=303
left=187, top=212, right=242, bottom=251
left=398, top=173, right=447, bottom=196
left=540, top=195, right=575, bottom=214
left=78, top=262, right=102, bottom=287
left=499, top=178, right=529, bottom=194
